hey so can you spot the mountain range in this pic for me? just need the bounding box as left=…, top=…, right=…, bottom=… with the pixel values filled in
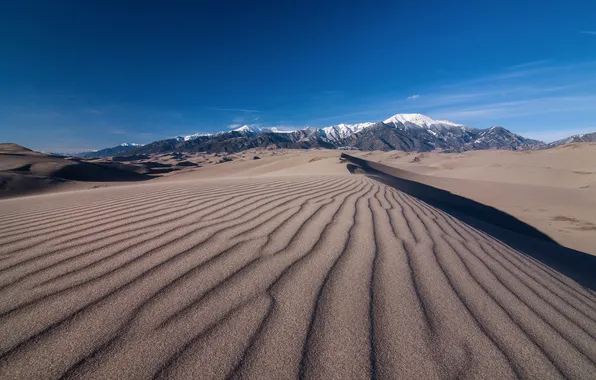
left=66, top=113, right=592, bottom=156
left=547, top=131, right=596, bottom=148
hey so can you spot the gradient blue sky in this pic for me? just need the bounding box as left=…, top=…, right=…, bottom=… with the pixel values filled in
left=1, top=1, right=595, bottom=151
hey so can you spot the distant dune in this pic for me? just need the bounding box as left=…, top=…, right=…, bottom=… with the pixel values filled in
left=0, top=150, right=594, bottom=379
left=0, top=143, right=152, bottom=198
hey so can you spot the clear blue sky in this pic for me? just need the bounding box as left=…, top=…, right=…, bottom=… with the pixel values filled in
left=1, top=1, right=595, bottom=151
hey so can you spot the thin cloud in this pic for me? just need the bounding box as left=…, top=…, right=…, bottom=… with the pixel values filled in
left=407, top=94, right=420, bottom=100
left=443, top=60, right=596, bottom=89
left=580, top=31, right=596, bottom=35
left=83, top=108, right=103, bottom=115
left=208, top=107, right=259, bottom=113
left=506, top=59, right=552, bottom=70
left=227, top=123, right=242, bottom=129
left=433, top=95, right=596, bottom=121
left=436, top=81, right=593, bottom=102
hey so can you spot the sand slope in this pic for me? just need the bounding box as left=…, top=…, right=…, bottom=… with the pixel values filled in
left=353, top=145, right=596, bottom=255
left=0, top=173, right=595, bottom=379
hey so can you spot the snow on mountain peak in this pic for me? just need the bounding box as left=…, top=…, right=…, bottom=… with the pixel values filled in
left=184, top=133, right=212, bottom=141
left=120, top=143, right=143, bottom=147
left=383, top=113, right=463, bottom=128
left=233, top=125, right=295, bottom=134
left=322, top=122, right=375, bottom=140
left=435, top=119, right=465, bottom=127
left=173, top=133, right=213, bottom=142
left=233, top=125, right=257, bottom=133
left=169, top=113, right=464, bottom=145
left=268, top=127, right=296, bottom=134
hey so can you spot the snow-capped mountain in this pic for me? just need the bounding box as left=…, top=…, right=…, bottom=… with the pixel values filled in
left=233, top=125, right=264, bottom=133
left=119, top=143, right=143, bottom=147
left=468, top=126, right=544, bottom=150
left=176, top=114, right=466, bottom=144
left=175, top=133, right=213, bottom=142
left=321, top=122, right=375, bottom=141
left=337, top=114, right=545, bottom=152
left=233, top=125, right=295, bottom=134
left=82, top=113, right=553, bottom=156
left=320, top=114, right=468, bottom=143
left=383, top=113, right=464, bottom=128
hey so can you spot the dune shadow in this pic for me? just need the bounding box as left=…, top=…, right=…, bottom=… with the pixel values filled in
left=346, top=163, right=366, bottom=174
left=53, top=162, right=153, bottom=182
left=342, top=153, right=596, bottom=290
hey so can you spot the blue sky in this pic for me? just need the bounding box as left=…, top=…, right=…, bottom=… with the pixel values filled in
left=1, top=1, right=595, bottom=152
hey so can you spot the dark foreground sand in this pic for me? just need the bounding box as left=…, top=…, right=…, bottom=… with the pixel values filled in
left=0, top=174, right=595, bottom=379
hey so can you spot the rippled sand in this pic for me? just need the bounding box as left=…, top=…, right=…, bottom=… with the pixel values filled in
left=0, top=171, right=595, bottom=379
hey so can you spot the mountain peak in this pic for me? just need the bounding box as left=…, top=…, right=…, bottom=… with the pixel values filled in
left=321, top=122, right=375, bottom=141
left=119, top=143, right=143, bottom=147
left=233, top=125, right=296, bottom=134
left=383, top=113, right=464, bottom=128
left=233, top=125, right=258, bottom=133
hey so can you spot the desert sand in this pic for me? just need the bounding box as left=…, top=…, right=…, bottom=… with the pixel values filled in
left=353, top=144, right=596, bottom=255
left=0, top=148, right=595, bottom=379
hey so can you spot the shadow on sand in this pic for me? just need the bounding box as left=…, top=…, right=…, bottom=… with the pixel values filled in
left=342, top=153, right=596, bottom=291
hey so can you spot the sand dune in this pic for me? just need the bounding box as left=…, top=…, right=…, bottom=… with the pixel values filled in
left=0, top=143, right=154, bottom=199
left=0, top=169, right=595, bottom=379
left=353, top=145, right=596, bottom=255
left=354, top=143, right=596, bottom=190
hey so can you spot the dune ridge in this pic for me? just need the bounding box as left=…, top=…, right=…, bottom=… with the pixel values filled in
left=0, top=175, right=595, bottom=379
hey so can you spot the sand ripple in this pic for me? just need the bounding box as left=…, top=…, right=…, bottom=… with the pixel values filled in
left=0, top=176, right=594, bottom=379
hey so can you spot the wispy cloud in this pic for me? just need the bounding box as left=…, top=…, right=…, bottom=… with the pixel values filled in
left=580, top=31, right=596, bottom=35
left=407, top=94, right=420, bottom=100
left=83, top=108, right=103, bottom=115
left=438, top=90, right=512, bottom=101
left=505, top=59, right=552, bottom=70
left=227, top=123, right=242, bottom=129
left=432, top=95, right=596, bottom=121
left=208, top=107, right=259, bottom=113
left=110, top=129, right=128, bottom=135
left=442, top=61, right=596, bottom=90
